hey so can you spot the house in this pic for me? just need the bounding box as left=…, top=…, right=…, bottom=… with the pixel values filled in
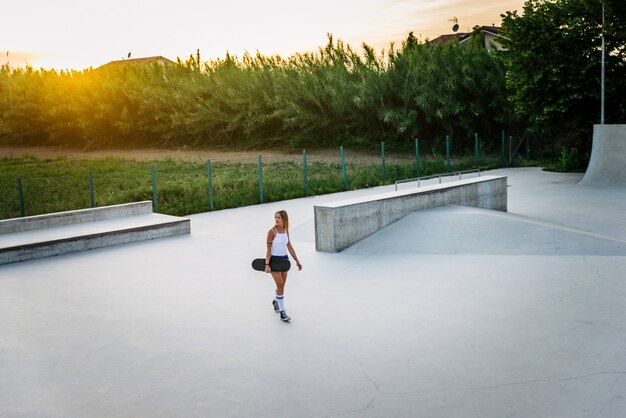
left=95, top=56, right=181, bottom=81
left=459, top=26, right=504, bottom=51
left=429, top=32, right=469, bottom=44
left=429, top=26, right=505, bottom=52
left=98, top=56, right=178, bottom=70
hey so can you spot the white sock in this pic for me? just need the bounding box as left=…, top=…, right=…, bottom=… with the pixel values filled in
left=276, top=294, right=285, bottom=311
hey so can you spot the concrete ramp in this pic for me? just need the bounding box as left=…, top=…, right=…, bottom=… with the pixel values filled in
left=580, top=124, right=626, bottom=186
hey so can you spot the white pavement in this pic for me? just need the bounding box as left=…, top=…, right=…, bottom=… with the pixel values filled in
left=1, top=167, right=625, bottom=418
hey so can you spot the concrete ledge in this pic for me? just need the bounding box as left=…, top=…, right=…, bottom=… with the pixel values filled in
left=0, top=216, right=189, bottom=265
left=0, top=201, right=153, bottom=234
left=314, top=175, right=507, bottom=252
left=0, top=203, right=190, bottom=265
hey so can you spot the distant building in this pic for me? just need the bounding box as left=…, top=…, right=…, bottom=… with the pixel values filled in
left=428, top=26, right=505, bottom=52
left=98, top=56, right=178, bottom=70
left=428, top=32, right=469, bottom=44
left=95, top=56, right=180, bottom=81
left=459, top=26, right=504, bottom=52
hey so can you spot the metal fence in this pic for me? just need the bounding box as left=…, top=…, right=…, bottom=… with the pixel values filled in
left=1, top=131, right=535, bottom=220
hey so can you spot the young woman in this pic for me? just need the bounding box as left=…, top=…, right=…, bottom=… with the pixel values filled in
left=265, top=210, right=302, bottom=322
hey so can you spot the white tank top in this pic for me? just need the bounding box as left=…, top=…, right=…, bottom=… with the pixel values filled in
left=271, top=228, right=289, bottom=256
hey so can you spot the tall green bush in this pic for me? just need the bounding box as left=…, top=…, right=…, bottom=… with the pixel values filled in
left=0, top=33, right=515, bottom=151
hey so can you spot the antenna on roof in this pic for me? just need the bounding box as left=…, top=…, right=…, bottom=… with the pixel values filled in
left=449, top=17, right=459, bottom=32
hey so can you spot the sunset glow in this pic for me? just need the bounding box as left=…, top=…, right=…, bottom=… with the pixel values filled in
left=2, top=0, right=525, bottom=70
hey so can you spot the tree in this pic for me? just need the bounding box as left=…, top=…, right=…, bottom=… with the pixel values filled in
left=499, top=0, right=626, bottom=148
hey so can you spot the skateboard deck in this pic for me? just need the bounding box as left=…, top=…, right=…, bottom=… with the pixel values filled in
left=251, top=258, right=291, bottom=272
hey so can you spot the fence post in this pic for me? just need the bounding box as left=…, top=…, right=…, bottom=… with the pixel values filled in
left=525, top=131, right=531, bottom=159
left=415, top=138, right=420, bottom=176
left=340, top=146, right=348, bottom=191
left=501, top=130, right=506, bottom=166
left=474, top=133, right=479, bottom=167
left=509, top=135, right=513, bottom=166
left=258, top=154, right=264, bottom=203
left=88, top=170, right=95, bottom=208
left=381, top=141, right=386, bottom=184
left=207, top=160, right=214, bottom=210
left=17, top=177, right=25, bottom=217
left=303, top=149, right=308, bottom=196
left=151, top=164, right=158, bottom=213
left=446, top=135, right=451, bottom=173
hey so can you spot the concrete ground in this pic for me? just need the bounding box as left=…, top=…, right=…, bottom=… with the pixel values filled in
left=1, top=167, right=625, bottom=418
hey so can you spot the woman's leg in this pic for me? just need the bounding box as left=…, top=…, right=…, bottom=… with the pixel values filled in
left=271, top=271, right=285, bottom=296
left=272, top=271, right=285, bottom=311
left=271, top=271, right=291, bottom=321
left=278, top=271, right=289, bottom=311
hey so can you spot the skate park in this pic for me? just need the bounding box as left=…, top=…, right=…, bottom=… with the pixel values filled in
left=1, top=127, right=626, bottom=417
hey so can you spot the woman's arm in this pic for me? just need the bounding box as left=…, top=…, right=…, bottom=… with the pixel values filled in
left=265, top=229, right=274, bottom=273
left=287, top=241, right=302, bottom=271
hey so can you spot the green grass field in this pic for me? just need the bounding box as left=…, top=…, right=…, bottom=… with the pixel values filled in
left=1, top=152, right=510, bottom=220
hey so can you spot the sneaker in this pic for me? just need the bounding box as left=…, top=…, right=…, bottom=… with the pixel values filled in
left=280, top=311, right=291, bottom=322
left=272, top=299, right=279, bottom=312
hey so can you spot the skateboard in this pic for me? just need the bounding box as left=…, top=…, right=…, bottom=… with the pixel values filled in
left=251, top=258, right=291, bottom=272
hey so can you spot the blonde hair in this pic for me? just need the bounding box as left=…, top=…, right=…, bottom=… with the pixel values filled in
left=276, top=210, right=289, bottom=230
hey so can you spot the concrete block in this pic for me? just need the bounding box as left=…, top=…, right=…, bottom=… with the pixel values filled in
left=314, top=176, right=507, bottom=252
left=0, top=202, right=189, bottom=265
left=0, top=218, right=189, bottom=265
left=0, top=201, right=153, bottom=234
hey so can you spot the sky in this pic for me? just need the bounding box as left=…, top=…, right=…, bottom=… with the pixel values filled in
left=1, top=0, right=526, bottom=70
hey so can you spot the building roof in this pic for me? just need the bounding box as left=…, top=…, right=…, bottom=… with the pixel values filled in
left=429, top=26, right=502, bottom=46
left=428, top=33, right=469, bottom=44
left=459, top=26, right=501, bottom=43
left=98, top=56, right=178, bottom=69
